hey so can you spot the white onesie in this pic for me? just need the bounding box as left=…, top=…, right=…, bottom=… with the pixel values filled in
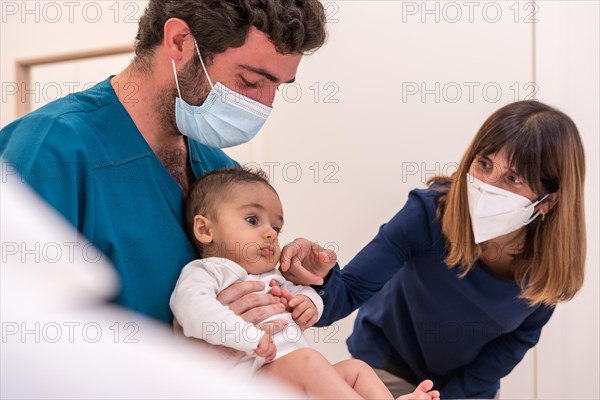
left=170, top=257, right=324, bottom=372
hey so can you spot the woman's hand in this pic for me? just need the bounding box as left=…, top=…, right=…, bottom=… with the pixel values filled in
left=280, top=238, right=337, bottom=285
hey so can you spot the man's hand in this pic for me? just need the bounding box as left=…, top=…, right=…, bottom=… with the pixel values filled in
left=280, top=238, right=337, bottom=285
left=288, top=294, right=318, bottom=330
left=217, top=280, right=286, bottom=325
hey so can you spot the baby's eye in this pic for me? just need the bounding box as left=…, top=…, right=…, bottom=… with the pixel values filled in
left=246, top=216, right=258, bottom=225
left=273, top=226, right=281, bottom=234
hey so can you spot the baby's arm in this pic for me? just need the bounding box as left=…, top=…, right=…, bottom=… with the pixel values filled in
left=170, top=261, right=265, bottom=354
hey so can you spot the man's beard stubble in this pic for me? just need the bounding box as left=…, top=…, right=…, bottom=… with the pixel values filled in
left=155, top=57, right=211, bottom=138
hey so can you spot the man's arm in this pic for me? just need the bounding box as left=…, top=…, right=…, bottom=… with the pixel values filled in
left=1, top=116, right=92, bottom=230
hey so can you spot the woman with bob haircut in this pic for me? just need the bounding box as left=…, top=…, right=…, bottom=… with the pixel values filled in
left=298, top=100, right=586, bottom=399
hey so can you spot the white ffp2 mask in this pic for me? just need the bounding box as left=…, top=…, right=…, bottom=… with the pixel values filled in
left=466, top=174, right=548, bottom=243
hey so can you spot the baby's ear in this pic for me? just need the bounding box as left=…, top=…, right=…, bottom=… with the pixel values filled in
left=193, top=215, right=213, bottom=244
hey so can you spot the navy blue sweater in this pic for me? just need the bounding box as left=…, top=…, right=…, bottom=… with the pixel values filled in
left=315, top=187, right=554, bottom=399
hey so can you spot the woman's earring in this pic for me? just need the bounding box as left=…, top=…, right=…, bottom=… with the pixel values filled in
left=542, top=212, right=546, bottom=221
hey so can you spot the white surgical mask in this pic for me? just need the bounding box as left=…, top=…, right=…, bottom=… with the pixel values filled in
left=172, top=41, right=272, bottom=148
left=466, top=174, right=548, bottom=243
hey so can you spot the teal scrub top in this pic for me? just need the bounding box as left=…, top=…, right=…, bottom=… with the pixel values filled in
left=1, top=77, right=238, bottom=323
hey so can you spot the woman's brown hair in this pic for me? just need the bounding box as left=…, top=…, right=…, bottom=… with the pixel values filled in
left=430, top=100, right=586, bottom=306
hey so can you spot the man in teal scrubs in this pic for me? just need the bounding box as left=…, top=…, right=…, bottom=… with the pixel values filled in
left=1, top=0, right=328, bottom=325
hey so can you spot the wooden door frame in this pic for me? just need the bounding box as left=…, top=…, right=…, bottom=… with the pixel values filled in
left=15, top=45, right=134, bottom=117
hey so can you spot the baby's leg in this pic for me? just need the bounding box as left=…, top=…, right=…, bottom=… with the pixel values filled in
left=333, top=359, right=394, bottom=399
left=259, top=348, right=369, bottom=399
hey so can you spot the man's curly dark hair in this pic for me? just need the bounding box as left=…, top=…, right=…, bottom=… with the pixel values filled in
left=134, top=0, right=327, bottom=64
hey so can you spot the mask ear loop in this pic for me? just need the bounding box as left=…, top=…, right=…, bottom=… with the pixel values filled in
left=171, top=59, right=182, bottom=99
left=194, top=40, right=215, bottom=91
left=523, top=194, right=550, bottom=224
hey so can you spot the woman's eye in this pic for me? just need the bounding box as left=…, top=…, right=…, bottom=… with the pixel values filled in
left=508, top=175, right=523, bottom=185
left=246, top=216, right=258, bottom=225
left=478, top=159, right=492, bottom=170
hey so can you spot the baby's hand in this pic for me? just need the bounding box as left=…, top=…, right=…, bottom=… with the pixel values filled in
left=255, top=331, right=276, bottom=362
left=396, top=380, right=440, bottom=400
left=269, top=280, right=294, bottom=311
left=288, top=294, right=318, bottom=330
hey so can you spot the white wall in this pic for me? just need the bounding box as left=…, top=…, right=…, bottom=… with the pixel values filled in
left=1, top=1, right=598, bottom=398
left=0, top=1, right=144, bottom=124
left=534, top=2, right=600, bottom=399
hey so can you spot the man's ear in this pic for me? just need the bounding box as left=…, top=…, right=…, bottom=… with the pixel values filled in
left=193, top=215, right=213, bottom=244
left=163, top=17, right=195, bottom=64
left=539, top=192, right=559, bottom=216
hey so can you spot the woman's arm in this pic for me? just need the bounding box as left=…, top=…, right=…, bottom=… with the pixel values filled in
left=314, top=190, right=435, bottom=325
left=440, top=305, right=555, bottom=398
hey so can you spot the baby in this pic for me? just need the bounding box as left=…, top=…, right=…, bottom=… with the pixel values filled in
left=170, top=167, right=439, bottom=399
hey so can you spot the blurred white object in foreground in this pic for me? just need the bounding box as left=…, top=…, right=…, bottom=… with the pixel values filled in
left=0, top=173, right=302, bottom=399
